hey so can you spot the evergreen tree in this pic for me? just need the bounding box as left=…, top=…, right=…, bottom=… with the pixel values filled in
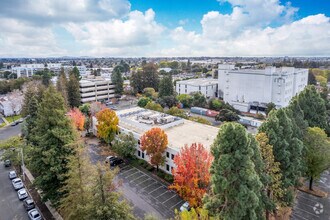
left=159, top=74, right=174, bottom=97
left=204, top=122, right=264, bottom=220
left=30, top=86, right=76, bottom=205
left=72, top=66, right=81, bottom=80
left=56, top=68, right=69, bottom=107
left=67, top=74, right=81, bottom=108
left=111, top=66, right=124, bottom=95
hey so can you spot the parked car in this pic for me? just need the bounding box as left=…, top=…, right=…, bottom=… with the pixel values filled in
left=110, top=106, right=118, bottom=110
left=109, top=157, right=124, bottom=167
left=28, top=209, right=42, bottom=220
left=105, top=156, right=116, bottom=164
left=17, top=188, right=28, bottom=200
left=11, top=121, right=19, bottom=126
left=8, top=170, right=17, bottom=179
left=12, top=178, right=24, bottom=190
left=23, top=198, right=35, bottom=211
left=4, top=159, right=11, bottom=167
left=180, top=202, right=191, bottom=212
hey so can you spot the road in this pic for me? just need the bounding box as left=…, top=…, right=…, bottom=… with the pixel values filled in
left=0, top=160, right=29, bottom=220
left=0, top=124, right=22, bottom=140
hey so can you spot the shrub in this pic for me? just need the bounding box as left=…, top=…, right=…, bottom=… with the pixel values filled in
left=157, top=170, right=166, bottom=179
left=164, top=174, right=174, bottom=183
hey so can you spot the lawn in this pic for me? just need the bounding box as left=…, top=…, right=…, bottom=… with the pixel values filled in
left=4, top=115, right=22, bottom=123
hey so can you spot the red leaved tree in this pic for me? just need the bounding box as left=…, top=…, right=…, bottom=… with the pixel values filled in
left=68, top=108, right=85, bottom=131
left=140, top=127, right=168, bottom=171
left=169, top=143, right=213, bottom=208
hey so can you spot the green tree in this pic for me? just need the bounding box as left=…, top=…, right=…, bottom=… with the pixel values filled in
left=159, top=74, right=174, bottom=98
left=166, top=107, right=188, bottom=119
left=137, top=97, right=152, bottom=107
left=130, top=63, right=159, bottom=94
left=145, top=101, right=164, bottom=112
left=303, top=127, right=330, bottom=190
left=215, top=109, right=239, bottom=122
left=67, top=74, right=81, bottom=108
left=79, top=103, right=91, bottom=116
left=157, top=95, right=177, bottom=108
left=204, top=123, right=263, bottom=220
left=143, top=87, right=157, bottom=99
left=112, top=132, right=137, bottom=158
left=30, top=86, right=76, bottom=205
left=111, top=66, right=124, bottom=95
left=191, top=92, right=206, bottom=107
left=176, top=94, right=193, bottom=108
left=56, top=68, right=69, bottom=107
left=265, top=103, right=276, bottom=116
left=72, top=66, right=81, bottom=80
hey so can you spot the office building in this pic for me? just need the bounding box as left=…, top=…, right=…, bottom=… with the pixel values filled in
left=79, top=78, right=115, bottom=103
left=176, top=78, right=218, bottom=98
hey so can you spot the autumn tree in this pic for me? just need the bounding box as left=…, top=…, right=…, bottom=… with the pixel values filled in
left=175, top=208, right=213, bottom=220
left=68, top=108, right=86, bottom=131
left=256, top=133, right=283, bottom=219
left=140, top=127, right=168, bottom=171
left=170, top=143, right=213, bottom=208
left=303, top=127, right=330, bottom=190
left=204, top=122, right=263, bottom=219
left=96, top=109, right=119, bottom=145
left=112, top=132, right=137, bottom=158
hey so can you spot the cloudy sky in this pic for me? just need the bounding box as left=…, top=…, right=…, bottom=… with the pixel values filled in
left=0, top=0, right=329, bottom=57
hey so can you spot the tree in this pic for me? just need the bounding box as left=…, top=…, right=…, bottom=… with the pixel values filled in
left=256, top=133, right=283, bottom=219
left=140, top=128, right=168, bottom=171
left=68, top=108, right=86, bottom=131
left=79, top=103, right=91, bottom=116
left=143, top=87, right=157, bottom=99
left=303, top=127, right=330, bottom=190
left=130, top=63, right=159, bottom=94
left=170, top=143, right=213, bottom=208
left=191, top=92, right=206, bottom=107
left=177, top=94, right=193, bottom=108
left=145, top=101, right=164, bottom=112
left=137, top=97, right=152, bottom=107
left=208, top=99, right=222, bottom=111
left=56, top=68, right=69, bottom=107
left=112, top=132, right=137, bottom=158
left=29, top=86, right=76, bottom=205
left=166, top=107, right=188, bottom=119
left=90, top=101, right=106, bottom=116
left=67, top=74, right=81, bottom=108
left=204, top=122, right=263, bottom=219
left=157, top=95, right=177, bottom=108
left=215, top=109, right=239, bottom=122
left=159, top=74, right=174, bottom=98
left=71, top=66, right=81, bottom=80
left=96, top=109, right=119, bottom=145
left=111, top=66, right=124, bottom=95
left=265, top=103, right=276, bottom=116
left=259, top=108, right=303, bottom=205
left=307, top=69, right=316, bottom=85
left=175, top=208, right=213, bottom=220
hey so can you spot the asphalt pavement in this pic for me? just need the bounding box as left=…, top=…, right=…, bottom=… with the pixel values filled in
left=0, top=160, right=29, bottom=220
left=0, top=123, right=22, bottom=140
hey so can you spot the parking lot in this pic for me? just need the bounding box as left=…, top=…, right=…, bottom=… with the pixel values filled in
left=291, top=171, right=330, bottom=220
left=118, top=165, right=185, bottom=219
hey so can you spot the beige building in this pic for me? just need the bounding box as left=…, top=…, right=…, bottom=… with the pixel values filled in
left=80, top=78, right=115, bottom=103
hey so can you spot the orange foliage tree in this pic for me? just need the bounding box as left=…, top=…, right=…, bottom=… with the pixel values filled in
left=96, top=109, right=119, bottom=145
left=68, top=108, right=85, bottom=131
left=170, top=143, right=213, bottom=208
left=140, top=127, right=168, bottom=171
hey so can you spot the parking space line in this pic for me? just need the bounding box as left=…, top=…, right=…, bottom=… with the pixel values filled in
left=119, top=168, right=135, bottom=176
left=141, top=181, right=158, bottom=190
left=155, top=190, right=170, bottom=198
left=130, top=174, right=145, bottom=183
left=296, top=200, right=316, bottom=209
left=297, top=194, right=318, bottom=203
left=162, top=194, right=178, bottom=205
left=137, top=178, right=153, bottom=186
left=170, top=200, right=185, bottom=209
left=291, top=212, right=310, bottom=220
left=148, top=185, right=165, bottom=195
left=124, top=170, right=140, bottom=179
left=295, top=207, right=319, bottom=218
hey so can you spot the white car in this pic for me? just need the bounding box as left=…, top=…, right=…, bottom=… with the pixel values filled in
left=12, top=178, right=24, bottom=190
left=28, top=209, right=42, bottom=220
left=179, top=202, right=191, bottom=212
left=17, top=188, right=28, bottom=200
left=8, top=170, right=17, bottom=179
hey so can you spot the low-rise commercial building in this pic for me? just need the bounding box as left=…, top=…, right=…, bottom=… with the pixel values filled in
left=93, top=107, right=219, bottom=174
left=176, top=78, right=218, bottom=98
left=80, top=78, right=115, bottom=103
left=218, top=64, right=308, bottom=112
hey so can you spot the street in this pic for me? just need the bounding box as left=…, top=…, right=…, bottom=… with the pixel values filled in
left=0, top=124, right=22, bottom=140
left=0, top=160, right=29, bottom=220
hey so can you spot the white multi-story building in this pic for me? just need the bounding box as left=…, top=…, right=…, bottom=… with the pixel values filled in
left=218, top=64, right=308, bottom=112
left=176, top=78, right=218, bottom=98
left=93, top=107, right=219, bottom=174
left=80, top=78, right=115, bottom=103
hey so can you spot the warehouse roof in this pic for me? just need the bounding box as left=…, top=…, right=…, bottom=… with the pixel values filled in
left=176, top=78, right=218, bottom=87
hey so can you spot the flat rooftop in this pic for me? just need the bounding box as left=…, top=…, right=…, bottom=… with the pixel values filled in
left=116, top=107, right=219, bottom=151
left=177, top=78, right=218, bottom=86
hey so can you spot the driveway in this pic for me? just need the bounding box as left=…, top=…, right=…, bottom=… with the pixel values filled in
left=0, top=160, right=29, bottom=220
left=291, top=170, right=330, bottom=220
left=0, top=123, right=21, bottom=140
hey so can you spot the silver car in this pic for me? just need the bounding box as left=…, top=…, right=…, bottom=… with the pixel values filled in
left=28, top=209, right=42, bottom=220
left=12, top=178, right=24, bottom=190
left=8, top=170, right=17, bottom=179
left=17, top=188, right=28, bottom=200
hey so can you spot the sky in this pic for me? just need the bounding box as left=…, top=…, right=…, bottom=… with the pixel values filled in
left=0, top=0, right=329, bottom=57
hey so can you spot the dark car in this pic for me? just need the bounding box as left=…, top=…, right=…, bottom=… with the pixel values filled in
left=11, top=121, right=19, bottom=126
left=4, top=159, right=11, bottom=167
left=110, top=157, right=124, bottom=167
left=23, top=198, right=36, bottom=211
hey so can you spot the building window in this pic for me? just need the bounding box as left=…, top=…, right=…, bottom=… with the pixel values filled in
left=166, top=152, right=170, bottom=158
left=166, top=164, right=170, bottom=171
left=185, top=85, right=187, bottom=88
left=142, top=152, right=145, bottom=159
left=199, top=86, right=201, bottom=91
left=171, top=154, right=175, bottom=160
left=138, top=150, right=141, bottom=157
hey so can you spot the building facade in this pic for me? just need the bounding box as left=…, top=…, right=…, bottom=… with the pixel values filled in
left=80, top=78, right=116, bottom=103
left=218, top=64, right=308, bottom=112
left=176, top=78, right=218, bottom=98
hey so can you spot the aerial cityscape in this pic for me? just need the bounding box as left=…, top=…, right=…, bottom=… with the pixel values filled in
left=0, top=0, right=329, bottom=220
